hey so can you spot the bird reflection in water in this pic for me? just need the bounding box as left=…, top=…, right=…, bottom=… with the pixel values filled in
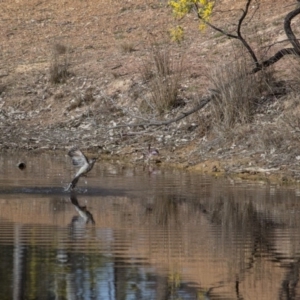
left=70, top=192, right=95, bottom=225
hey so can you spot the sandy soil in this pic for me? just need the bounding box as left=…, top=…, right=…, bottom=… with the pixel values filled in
left=1, top=0, right=300, bottom=184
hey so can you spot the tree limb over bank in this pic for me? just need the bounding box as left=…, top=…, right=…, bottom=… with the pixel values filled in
left=194, top=1, right=300, bottom=72
left=111, top=3, right=300, bottom=130
left=252, top=6, right=300, bottom=73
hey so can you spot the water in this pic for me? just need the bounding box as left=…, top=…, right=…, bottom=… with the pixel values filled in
left=0, top=152, right=300, bottom=299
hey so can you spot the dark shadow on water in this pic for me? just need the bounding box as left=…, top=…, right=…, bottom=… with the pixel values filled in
left=0, top=186, right=129, bottom=197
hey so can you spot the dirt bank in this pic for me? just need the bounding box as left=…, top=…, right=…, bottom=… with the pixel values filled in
left=1, top=0, right=300, bottom=185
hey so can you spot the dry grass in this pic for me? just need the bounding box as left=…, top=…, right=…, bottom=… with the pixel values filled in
left=150, top=44, right=172, bottom=77
left=49, top=43, right=70, bottom=84
left=209, top=55, right=274, bottom=132
left=119, top=41, right=136, bottom=54
left=259, top=124, right=286, bottom=152
left=280, top=94, right=300, bottom=144
left=141, top=44, right=184, bottom=114
left=0, top=84, right=6, bottom=95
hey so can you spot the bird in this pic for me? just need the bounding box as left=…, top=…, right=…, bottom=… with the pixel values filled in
left=142, top=144, right=159, bottom=164
left=67, top=147, right=98, bottom=190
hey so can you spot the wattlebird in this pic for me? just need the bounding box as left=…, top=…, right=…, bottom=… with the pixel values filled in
left=67, top=147, right=97, bottom=190
left=142, top=144, right=159, bottom=164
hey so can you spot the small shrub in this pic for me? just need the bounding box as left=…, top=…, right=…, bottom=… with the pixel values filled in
left=83, top=87, right=95, bottom=104
left=141, top=43, right=183, bottom=113
left=140, top=61, right=154, bottom=82
left=53, top=43, right=67, bottom=55
left=151, top=44, right=171, bottom=77
left=120, top=42, right=136, bottom=53
left=49, top=43, right=70, bottom=84
left=49, top=60, right=69, bottom=84
left=148, top=70, right=182, bottom=113
left=209, top=56, right=273, bottom=131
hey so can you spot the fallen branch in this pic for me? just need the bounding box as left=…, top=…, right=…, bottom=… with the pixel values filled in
left=106, top=93, right=214, bottom=130
left=236, top=167, right=280, bottom=174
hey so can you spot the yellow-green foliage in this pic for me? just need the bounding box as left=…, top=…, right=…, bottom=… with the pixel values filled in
left=169, top=0, right=193, bottom=18
left=198, top=0, right=214, bottom=21
left=169, top=25, right=184, bottom=43
left=169, top=0, right=214, bottom=32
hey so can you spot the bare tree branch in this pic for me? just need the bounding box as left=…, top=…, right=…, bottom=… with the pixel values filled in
left=284, top=6, right=300, bottom=55
left=194, top=1, right=300, bottom=74
left=251, top=6, right=300, bottom=72
left=251, top=48, right=297, bottom=73
left=236, top=0, right=259, bottom=66
left=194, top=0, right=259, bottom=65
left=193, top=3, right=238, bottom=39
left=262, top=39, right=300, bottom=50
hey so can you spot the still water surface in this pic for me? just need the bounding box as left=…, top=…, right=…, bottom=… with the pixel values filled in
left=0, top=152, right=300, bottom=299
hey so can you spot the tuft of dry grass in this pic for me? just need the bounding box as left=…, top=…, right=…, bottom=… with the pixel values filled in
left=0, top=84, right=6, bottom=95
left=209, top=56, right=274, bottom=131
left=119, top=41, right=136, bottom=53
left=49, top=43, right=70, bottom=84
left=141, top=44, right=183, bottom=114
left=150, top=44, right=171, bottom=77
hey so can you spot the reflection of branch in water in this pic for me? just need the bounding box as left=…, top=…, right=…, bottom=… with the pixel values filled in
left=235, top=278, right=243, bottom=300
left=70, top=192, right=95, bottom=225
left=279, top=259, right=300, bottom=300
